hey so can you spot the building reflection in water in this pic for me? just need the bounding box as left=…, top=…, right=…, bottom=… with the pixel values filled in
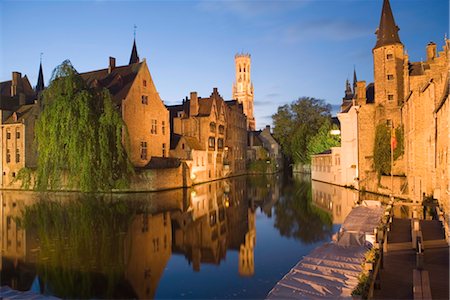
left=0, top=175, right=282, bottom=298
left=310, top=179, right=357, bottom=224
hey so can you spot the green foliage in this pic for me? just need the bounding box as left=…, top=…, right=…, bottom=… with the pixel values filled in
left=351, top=272, right=370, bottom=298
left=373, top=123, right=404, bottom=179
left=273, top=174, right=333, bottom=243
left=306, top=119, right=341, bottom=161
left=272, top=97, right=331, bottom=164
left=35, top=60, right=134, bottom=192
left=248, top=159, right=271, bottom=173
left=373, top=124, right=391, bottom=177
left=394, top=125, right=404, bottom=160
left=20, top=196, right=134, bottom=298
left=13, top=167, right=33, bottom=189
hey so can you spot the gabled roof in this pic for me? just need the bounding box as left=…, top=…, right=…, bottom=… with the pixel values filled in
left=374, top=0, right=402, bottom=49
left=0, top=75, right=36, bottom=109
left=3, top=103, right=38, bottom=124
left=170, top=133, right=204, bottom=151
left=80, top=62, right=143, bottom=105
left=168, top=88, right=227, bottom=118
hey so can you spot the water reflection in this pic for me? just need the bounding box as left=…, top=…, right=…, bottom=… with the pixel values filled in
left=0, top=175, right=355, bottom=299
left=273, top=174, right=334, bottom=243
left=311, top=179, right=358, bottom=224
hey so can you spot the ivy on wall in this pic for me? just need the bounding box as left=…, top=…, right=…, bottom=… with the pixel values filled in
left=373, top=123, right=404, bottom=180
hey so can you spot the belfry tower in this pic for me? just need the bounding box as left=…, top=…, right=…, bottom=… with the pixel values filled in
left=232, top=54, right=255, bottom=130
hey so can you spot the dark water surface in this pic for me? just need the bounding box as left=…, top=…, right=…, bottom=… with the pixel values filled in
left=1, top=174, right=357, bottom=299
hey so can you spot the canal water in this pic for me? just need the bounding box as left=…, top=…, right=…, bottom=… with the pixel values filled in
left=1, top=174, right=358, bottom=299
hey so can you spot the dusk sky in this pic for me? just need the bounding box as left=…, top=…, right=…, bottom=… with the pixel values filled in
left=1, top=0, right=448, bottom=128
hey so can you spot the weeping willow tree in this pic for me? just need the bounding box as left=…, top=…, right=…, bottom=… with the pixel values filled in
left=36, top=60, right=134, bottom=192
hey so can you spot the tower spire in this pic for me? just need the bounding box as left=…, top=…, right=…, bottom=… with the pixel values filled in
left=353, top=66, right=357, bottom=93
left=374, top=0, right=401, bottom=49
left=129, top=25, right=140, bottom=65
left=36, top=52, right=44, bottom=93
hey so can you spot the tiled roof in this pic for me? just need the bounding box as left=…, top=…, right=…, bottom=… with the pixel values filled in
left=183, top=136, right=204, bottom=151
left=409, top=62, right=430, bottom=76
left=0, top=75, right=36, bottom=108
left=374, top=0, right=402, bottom=49
left=79, top=62, right=143, bottom=105
left=3, top=103, right=38, bottom=124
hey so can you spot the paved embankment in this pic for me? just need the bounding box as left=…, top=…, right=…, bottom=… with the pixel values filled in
left=374, top=212, right=449, bottom=299
left=267, top=203, right=385, bottom=299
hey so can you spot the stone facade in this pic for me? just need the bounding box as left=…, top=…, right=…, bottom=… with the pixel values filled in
left=224, top=100, right=247, bottom=175
left=248, top=126, right=283, bottom=173
left=232, top=54, right=255, bottom=130
left=81, top=55, right=170, bottom=168
left=341, top=0, right=450, bottom=207
left=168, top=88, right=229, bottom=183
left=337, top=105, right=359, bottom=188
left=1, top=104, right=39, bottom=188
left=0, top=72, right=39, bottom=189
left=311, top=148, right=342, bottom=185
left=316, top=0, right=449, bottom=212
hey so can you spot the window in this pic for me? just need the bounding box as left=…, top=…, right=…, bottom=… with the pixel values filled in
left=6, top=149, right=10, bottom=163
left=218, top=125, right=225, bottom=134
left=162, top=121, right=166, bottom=135
left=140, top=142, right=147, bottom=160
left=202, top=156, right=204, bottom=166
left=217, top=138, right=224, bottom=150
left=143, top=80, right=147, bottom=87
left=388, top=94, right=394, bottom=101
left=141, top=95, right=148, bottom=104
left=6, top=130, right=10, bottom=140
left=151, top=119, right=157, bottom=134
left=15, top=149, right=20, bottom=163
left=387, top=74, right=394, bottom=80
left=182, top=143, right=185, bottom=150
left=209, top=122, right=216, bottom=133
left=16, top=130, right=20, bottom=139
left=162, top=143, right=166, bottom=158
left=208, top=137, right=215, bottom=149
left=386, top=53, right=393, bottom=60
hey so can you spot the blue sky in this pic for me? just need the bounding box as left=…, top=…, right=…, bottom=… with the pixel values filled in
left=1, top=0, right=448, bottom=128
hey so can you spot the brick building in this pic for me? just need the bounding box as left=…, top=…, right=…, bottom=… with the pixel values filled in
left=168, top=88, right=230, bottom=183
left=338, top=0, right=449, bottom=208
left=81, top=39, right=170, bottom=167
left=0, top=68, right=41, bottom=188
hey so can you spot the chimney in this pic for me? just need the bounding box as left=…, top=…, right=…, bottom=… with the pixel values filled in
left=265, top=125, right=271, bottom=133
left=190, top=92, right=198, bottom=116
left=11, top=72, right=21, bottom=97
left=356, top=81, right=366, bottom=102
left=426, top=42, right=437, bottom=62
left=108, top=57, right=116, bottom=74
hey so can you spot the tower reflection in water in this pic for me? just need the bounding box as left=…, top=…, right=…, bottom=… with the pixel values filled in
left=0, top=175, right=274, bottom=299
